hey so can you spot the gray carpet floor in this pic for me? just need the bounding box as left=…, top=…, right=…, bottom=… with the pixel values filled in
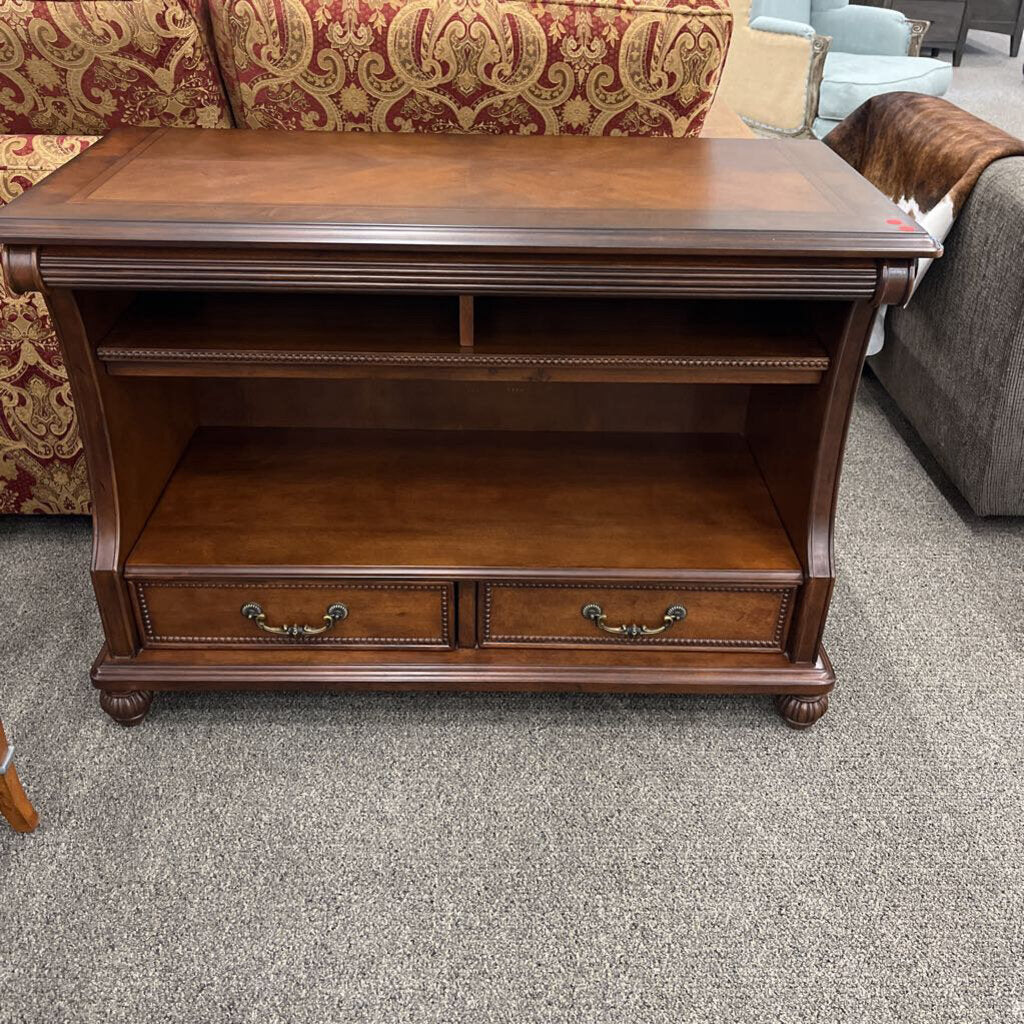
left=1, top=375, right=1022, bottom=1024
left=945, top=31, right=1024, bottom=138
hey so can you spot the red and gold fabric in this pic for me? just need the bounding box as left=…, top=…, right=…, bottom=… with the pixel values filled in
left=0, top=0, right=233, bottom=133
left=0, top=133, right=95, bottom=514
left=209, top=0, right=732, bottom=137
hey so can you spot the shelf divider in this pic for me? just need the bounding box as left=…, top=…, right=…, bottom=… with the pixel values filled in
left=459, top=295, right=474, bottom=349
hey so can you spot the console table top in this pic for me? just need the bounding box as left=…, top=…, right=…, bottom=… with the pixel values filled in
left=0, top=127, right=939, bottom=260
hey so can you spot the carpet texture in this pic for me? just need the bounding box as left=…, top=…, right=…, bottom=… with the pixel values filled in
left=1, top=377, right=1023, bottom=1024
left=944, top=31, right=1024, bottom=138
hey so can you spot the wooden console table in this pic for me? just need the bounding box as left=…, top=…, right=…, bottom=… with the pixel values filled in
left=0, top=129, right=938, bottom=729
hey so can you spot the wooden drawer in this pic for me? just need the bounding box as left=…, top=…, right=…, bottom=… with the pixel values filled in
left=129, top=579, right=454, bottom=649
left=480, top=582, right=795, bottom=651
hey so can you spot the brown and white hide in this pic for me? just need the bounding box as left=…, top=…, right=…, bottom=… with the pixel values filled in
left=825, top=93, right=1024, bottom=354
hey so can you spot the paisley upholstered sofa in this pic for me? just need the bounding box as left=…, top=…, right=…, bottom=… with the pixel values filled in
left=0, top=0, right=733, bottom=514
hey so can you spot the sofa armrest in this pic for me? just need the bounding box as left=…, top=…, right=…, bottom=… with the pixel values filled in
left=719, top=23, right=829, bottom=137
left=0, top=1, right=232, bottom=134
left=0, top=134, right=96, bottom=516
left=871, top=158, right=1024, bottom=516
left=905, top=18, right=930, bottom=56
left=811, top=4, right=912, bottom=54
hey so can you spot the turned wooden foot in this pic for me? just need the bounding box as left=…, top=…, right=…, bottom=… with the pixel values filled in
left=99, top=689, right=154, bottom=726
left=775, top=692, right=829, bottom=729
left=0, top=720, right=39, bottom=833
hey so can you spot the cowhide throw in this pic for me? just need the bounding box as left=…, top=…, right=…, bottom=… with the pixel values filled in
left=825, top=92, right=1024, bottom=354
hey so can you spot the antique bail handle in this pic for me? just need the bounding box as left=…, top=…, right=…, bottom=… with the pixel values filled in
left=581, top=602, right=687, bottom=639
left=241, top=601, right=348, bottom=637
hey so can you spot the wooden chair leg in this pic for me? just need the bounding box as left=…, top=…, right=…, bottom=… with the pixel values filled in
left=0, top=762, right=39, bottom=833
left=0, top=721, right=39, bottom=833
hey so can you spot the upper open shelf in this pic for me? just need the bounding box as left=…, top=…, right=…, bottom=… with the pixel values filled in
left=96, top=293, right=831, bottom=385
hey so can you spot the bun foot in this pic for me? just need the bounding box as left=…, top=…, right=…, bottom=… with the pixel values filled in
left=99, top=689, right=153, bottom=727
left=775, top=692, right=829, bottom=729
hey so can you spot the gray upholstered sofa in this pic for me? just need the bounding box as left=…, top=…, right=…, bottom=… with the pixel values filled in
left=870, top=156, right=1024, bottom=516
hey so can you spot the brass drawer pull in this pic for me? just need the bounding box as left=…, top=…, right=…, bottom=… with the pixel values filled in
left=241, top=601, right=348, bottom=638
left=581, top=602, right=687, bottom=640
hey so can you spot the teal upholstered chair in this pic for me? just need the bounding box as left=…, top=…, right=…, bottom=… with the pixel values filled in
left=723, top=0, right=952, bottom=138
left=809, top=0, right=952, bottom=136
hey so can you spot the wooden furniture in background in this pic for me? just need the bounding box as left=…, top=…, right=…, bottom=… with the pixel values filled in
left=910, top=0, right=970, bottom=64
left=860, top=0, right=969, bottom=63
left=0, top=719, right=38, bottom=833
left=968, top=0, right=1023, bottom=56
left=0, top=128, right=939, bottom=730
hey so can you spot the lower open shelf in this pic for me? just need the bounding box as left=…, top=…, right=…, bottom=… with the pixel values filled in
left=125, top=427, right=802, bottom=578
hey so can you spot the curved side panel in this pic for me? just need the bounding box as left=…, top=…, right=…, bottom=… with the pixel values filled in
left=746, top=289, right=883, bottom=663
left=42, top=287, right=196, bottom=657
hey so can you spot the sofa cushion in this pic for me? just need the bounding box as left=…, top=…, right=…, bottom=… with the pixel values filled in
left=811, top=115, right=840, bottom=137
left=819, top=52, right=952, bottom=122
left=0, top=0, right=233, bottom=133
left=209, top=0, right=733, bottom=136
left=0, top=133, right=95, bottom=513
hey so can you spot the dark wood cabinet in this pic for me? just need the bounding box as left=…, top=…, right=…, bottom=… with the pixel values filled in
left=910, top=0, right=970, bottom=63
left=0, top=128, right=939, bottom=730
left=858, top=0, right=970, bottom=63
left=968, top=0, right=1024, bottom=55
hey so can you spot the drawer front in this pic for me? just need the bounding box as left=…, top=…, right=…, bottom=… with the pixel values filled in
left=130, top=579, right=454, bottom=649
left=481, top=582, right=794, bottom=651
